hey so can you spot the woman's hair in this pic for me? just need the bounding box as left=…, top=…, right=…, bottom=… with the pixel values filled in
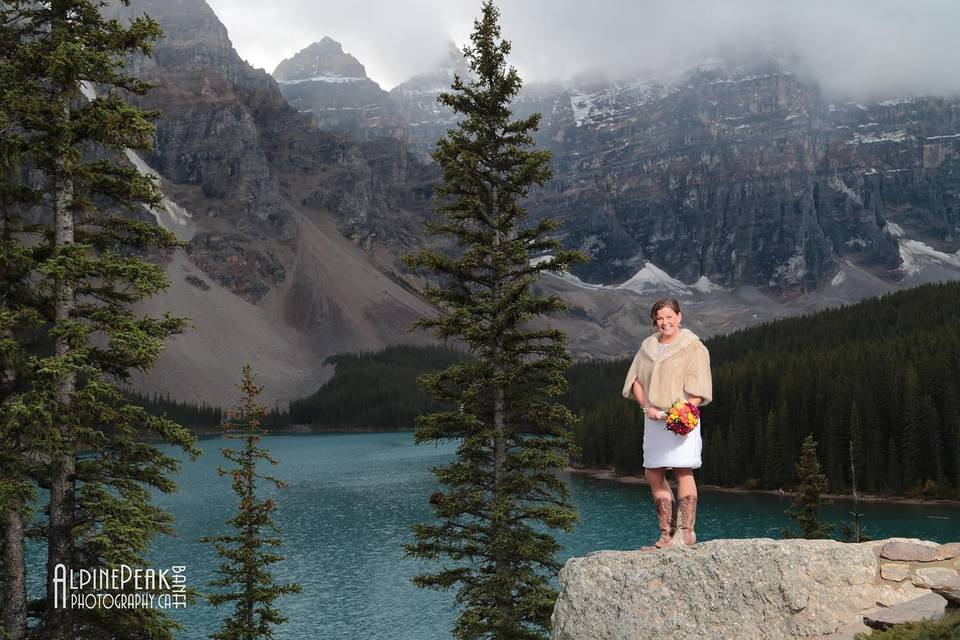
left=650, top=298, right=682, bottom=326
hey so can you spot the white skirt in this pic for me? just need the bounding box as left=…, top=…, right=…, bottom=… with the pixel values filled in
left=642, top=413, right=702, bottom=470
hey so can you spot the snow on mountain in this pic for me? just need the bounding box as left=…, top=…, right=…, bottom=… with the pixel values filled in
left=122, top=150, right=195, bottom=240
left=617, top=262, right=690, bottom=295
left=80, top=82, right=194, bottom=240
left=276, top=76, right=366, bottom=85
left=533, top=256, right=728, bottom=297
left=884, top=222, right=906, bottom=237
left=899, top=239, right=960, bottom=274
left=690, top=275, right=725, bottom=293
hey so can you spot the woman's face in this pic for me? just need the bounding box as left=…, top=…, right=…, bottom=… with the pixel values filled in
left=654, top=307, right=681, bottom=339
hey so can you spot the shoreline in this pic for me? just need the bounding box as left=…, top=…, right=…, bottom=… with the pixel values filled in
left=565, top=465, right=960, bottom=508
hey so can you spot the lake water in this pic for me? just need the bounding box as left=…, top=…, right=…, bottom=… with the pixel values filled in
left=28, top=431, right=960, bottom=639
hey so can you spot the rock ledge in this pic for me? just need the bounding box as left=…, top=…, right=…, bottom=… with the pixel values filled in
left=551, top=538, right=960, bottom=640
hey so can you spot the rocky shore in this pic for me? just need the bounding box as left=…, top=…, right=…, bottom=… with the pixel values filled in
left=566, top=465, right=960, bottom=507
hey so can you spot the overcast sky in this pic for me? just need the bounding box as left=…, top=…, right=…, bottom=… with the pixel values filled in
left=204, top=0, right=960, bottom=100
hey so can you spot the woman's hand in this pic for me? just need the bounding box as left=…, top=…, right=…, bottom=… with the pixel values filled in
left=643, top=406, right=666, bottom=421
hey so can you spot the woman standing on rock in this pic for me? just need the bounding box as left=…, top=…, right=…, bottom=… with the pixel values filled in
left=621, top=298, right=713, bottom=549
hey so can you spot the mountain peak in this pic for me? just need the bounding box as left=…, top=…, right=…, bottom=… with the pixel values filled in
left=273, top=37, right=368, bottom=82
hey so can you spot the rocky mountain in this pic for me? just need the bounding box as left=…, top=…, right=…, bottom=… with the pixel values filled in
left=106, top=0, right=437, bottom=406
left=97, top=0, right=960, bottom=403
left=387, top=41, right=472, bottom=161
left=273, top=37, right=411, bottom=144
left=392, top=58, right=960, bottom=297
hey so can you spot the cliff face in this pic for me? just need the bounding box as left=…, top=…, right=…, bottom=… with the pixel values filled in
left=394, top=59, right=960, bottom=294
left=388, top=41, right=471, bottom=162
left=108, top=0, right=436, bottom=405
left=273, top=38, right=412, bottom=144
left=529, top=69, right=960, bottom=292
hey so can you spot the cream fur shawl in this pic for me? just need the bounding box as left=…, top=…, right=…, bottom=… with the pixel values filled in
left=621, top=328, right=713, bottom=409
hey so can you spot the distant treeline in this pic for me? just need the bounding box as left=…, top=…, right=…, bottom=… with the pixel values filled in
left=126, top=390, right=224, bottom=429
left=127, top=390, right=288, bottom=431
left=572, top=281, right=960, bottom=498
left=288, top=344, right=465, bottom=429
left=136, top=282, right=960, bottom=497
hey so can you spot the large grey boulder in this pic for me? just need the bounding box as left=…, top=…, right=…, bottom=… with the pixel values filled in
left=551, top=538, right=959, bottom=640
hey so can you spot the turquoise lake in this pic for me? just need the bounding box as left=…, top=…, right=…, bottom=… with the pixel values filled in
left=28, top=431, right=960, bottom=639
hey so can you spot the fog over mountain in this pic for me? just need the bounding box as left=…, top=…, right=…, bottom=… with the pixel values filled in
left=206, top=0, right=960, bottom=99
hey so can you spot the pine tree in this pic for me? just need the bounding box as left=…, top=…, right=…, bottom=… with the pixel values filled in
left=763, top=405, right=784, bottom=489
left=848, top=400, right=865, bottom=492
left=200, top=366, right=301, bottom=640
left=916, top=395, right=942, bottom=487
left=783, top=434, right=833, bottom=539
left=402, top=3, right=586, bottom=638
left=0, top=128, right=41, bottom=640
left=0, top=3, right=199, bottom=638
left=900, top=366, right=921, bottom=489
left=886, top=436, right=901, bottom=493
left=943, top=382, right=960, bottom=488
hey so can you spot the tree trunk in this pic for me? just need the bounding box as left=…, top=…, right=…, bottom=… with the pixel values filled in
left=44, top=131, right=77, bottom=640
left=2, top=508, right=27, bottom=640
left=492, top=383, right=511, bottom=625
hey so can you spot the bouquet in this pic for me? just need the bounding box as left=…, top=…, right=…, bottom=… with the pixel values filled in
left=664, top=400, right=700, bottom=436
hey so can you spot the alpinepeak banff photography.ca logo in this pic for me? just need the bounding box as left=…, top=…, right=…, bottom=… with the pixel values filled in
left=53, top=564, right=187, bottom=610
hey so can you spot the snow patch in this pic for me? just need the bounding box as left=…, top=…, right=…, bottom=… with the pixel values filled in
left=772, top=251, right=806, bottom=283
left=532, top=255, right=612, bottom=291
left=554, top=271, right=611, bottom=291
left=79, top=83, right=192, bottom=239
left=846, top=130, right=911, bottom=145
left=830, top=270, right=846, bottom=287
left=899, top=239, right=960, bottom=275
left=878, top=98, right=913, bottom=107
left=617, top=262, right=690, bottom=295
left=926, top=133, right=960, bottom=141
left=569, top=91, right=594, bottom=127
left=884, top=222, right=906, bottom=237
left=828, top=176, right=863, bottom=206
left=277, top=75, right=365, bottom=85
left=690, top=275, right=724, bottom=293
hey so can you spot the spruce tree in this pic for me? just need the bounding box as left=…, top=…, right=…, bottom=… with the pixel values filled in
left=783, top=434, right=833, bottom=539
left=0, top=134, right=41, bottom=640
left=200, top=366, right=301, bottom=640
left=900, top=366, right=921, bottom=488
left=403, top=3, right=585, bottom=638
left=762, top=405, right=784, bottom=489
left=0, top=2, right=199, bottom=638
left=848, top=400, right=865, bottom=492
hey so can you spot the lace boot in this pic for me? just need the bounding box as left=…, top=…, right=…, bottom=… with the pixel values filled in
left=640, top=496, right=674, bottom=551
left=666, top=495, right=697, bottom=547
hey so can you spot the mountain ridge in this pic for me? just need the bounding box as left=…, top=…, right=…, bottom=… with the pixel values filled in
left=100, top=1, right=960, bottom=403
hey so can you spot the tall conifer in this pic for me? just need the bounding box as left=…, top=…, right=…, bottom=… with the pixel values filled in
left=403, top=3, right=585, bottom=637
left=901, top=366, right=921, bottom=488
left=784, top=435, right=833, bottom=539
left=848, top=400, right=865, bottom=491
left=200, top=366, right=301, bottom=640
left=0, top=2, right=199, bottom=638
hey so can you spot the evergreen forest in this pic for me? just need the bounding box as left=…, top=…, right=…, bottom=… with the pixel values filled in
left=571, top=281, right=960, bottom=498
left=139, top=281, right=960, bottom=498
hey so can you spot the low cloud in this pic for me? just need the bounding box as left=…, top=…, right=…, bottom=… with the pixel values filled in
left=204, top=0, right=960, bottom=100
